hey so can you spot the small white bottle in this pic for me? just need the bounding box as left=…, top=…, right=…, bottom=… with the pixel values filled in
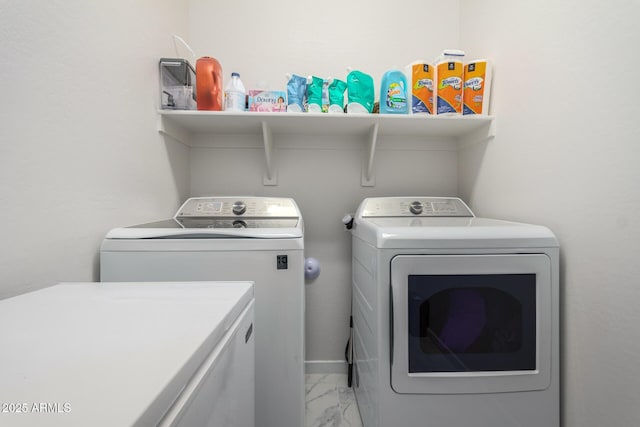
left=224, top=72, right=246, bottom=111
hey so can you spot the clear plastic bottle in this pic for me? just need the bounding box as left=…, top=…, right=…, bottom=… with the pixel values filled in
left=224, top=72, right=246, bottom=111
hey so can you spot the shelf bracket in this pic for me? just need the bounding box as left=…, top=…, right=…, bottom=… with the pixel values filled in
left=157, top=115, right=191, bottom=146
left=457, top=117, right=496, bottom=149
left=261, top=121, right=277, bottom=185
left=361, top=122, right=378, bottom=187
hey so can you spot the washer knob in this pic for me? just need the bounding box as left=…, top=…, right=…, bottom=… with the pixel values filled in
left=409, top=201, right=423, bottom=215
left=232, top=201, right=246, bottom=215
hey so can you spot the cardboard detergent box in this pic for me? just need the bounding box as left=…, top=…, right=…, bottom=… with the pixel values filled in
left=247, top=90, right=287, bottom=112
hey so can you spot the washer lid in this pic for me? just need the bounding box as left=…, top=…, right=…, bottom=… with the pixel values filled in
left=0, top=281, right=253, bottom=427
left=104, top=219, right=303, bottom=239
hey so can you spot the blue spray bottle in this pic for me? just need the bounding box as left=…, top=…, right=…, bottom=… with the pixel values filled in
left=379, top=69, right=408, bottom=114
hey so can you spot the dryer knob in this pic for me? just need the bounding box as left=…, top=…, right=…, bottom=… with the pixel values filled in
left=409, top=201, right=423, bottom=215
left=232, top=201, right=247, bottom=215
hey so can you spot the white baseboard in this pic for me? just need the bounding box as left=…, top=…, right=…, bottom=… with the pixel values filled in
left=305, top=360, right=347, bottom=375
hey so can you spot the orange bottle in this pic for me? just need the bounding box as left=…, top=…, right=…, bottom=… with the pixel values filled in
left=196, top=56, right=223, bottom=110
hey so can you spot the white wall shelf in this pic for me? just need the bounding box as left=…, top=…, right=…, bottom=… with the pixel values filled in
left=158, top=110, right=495, bottom=186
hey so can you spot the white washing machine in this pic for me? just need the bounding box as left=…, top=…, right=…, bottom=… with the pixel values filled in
left=0, top=281, right=254, bottom=427
left=350, top=197, right=559, bottom=427
left=100, top=197, right=304, bottom=427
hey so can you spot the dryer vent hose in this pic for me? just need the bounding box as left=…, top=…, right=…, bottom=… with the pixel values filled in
left=345, top=315, right=354, bottom=387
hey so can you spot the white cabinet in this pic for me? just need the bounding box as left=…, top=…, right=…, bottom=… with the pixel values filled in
left=158, top=110, right=495, bottom=186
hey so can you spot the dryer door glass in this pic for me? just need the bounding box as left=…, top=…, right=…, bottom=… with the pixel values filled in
left=390, top=254, right=553, bottom=394
left=407, top=274, right=536, bottom=373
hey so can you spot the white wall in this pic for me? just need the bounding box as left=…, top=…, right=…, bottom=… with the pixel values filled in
left=7, top=1, right=637, bottom=424
left=188, top=0, right=459, bottom=99
left=0, top=1, right=191, bottom=298
left=459, top=1, right=640, bottom=425
left=187, top=0, right=462, bottom=370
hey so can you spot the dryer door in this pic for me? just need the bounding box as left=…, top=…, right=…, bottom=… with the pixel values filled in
left=390, top=254, right=552, bottom=394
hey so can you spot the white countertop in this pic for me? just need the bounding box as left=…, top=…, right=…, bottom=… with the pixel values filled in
left=0, top=281, right=253, bottom=426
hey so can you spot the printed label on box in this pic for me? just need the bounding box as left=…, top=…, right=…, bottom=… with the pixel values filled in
left=248, top=90, right=287, bottom=112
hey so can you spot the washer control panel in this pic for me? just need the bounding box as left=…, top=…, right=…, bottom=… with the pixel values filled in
left=176, top=197, right=300, bottom=219
left=360, top=197, right=474, bottom=217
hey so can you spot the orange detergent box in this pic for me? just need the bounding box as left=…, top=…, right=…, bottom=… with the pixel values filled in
left=435, top=59, right=464, bottom=115
left=408, top=62, right=435, bottom=114
left=463, top=60, right=492, bottom=115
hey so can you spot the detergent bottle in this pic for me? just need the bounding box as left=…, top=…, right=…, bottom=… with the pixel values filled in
left=196, top=56, right=223, bottom=110
left=379, top=69, right=408, bottom=114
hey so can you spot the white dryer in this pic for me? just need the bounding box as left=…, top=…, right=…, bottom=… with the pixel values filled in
left=0, top=281, right=254, bottom=427
left=350, top=197, right=559, bottom=427
left=100, top=197, right=305, bottom=427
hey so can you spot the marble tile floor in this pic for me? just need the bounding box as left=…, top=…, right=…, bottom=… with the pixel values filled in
left=306, top=374, right=363, bottom=427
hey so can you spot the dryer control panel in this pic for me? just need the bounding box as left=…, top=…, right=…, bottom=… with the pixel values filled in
left=360, top=197, right=474, bottom=217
